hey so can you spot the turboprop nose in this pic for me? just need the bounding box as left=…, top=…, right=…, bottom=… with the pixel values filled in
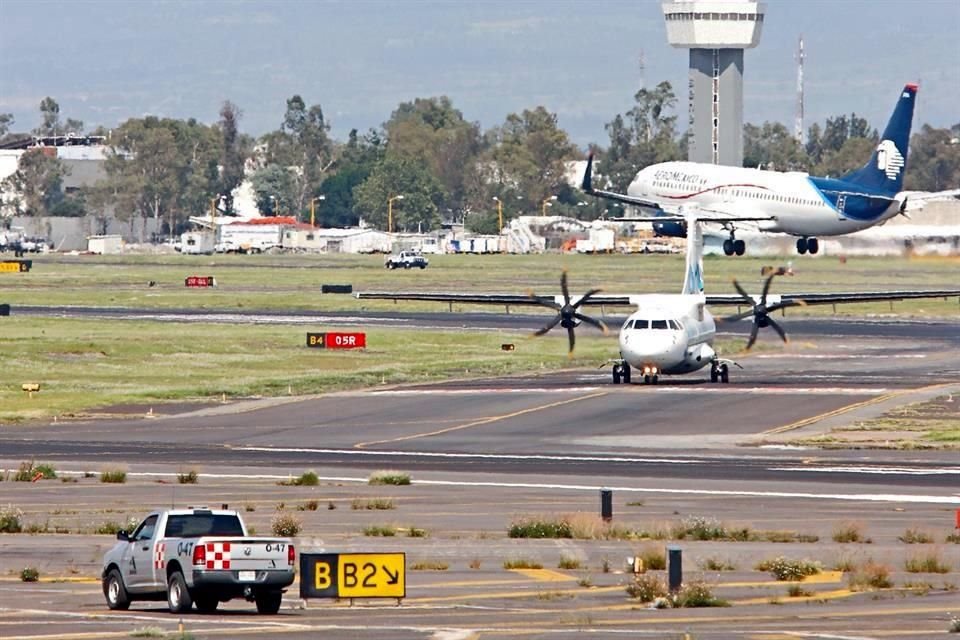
left=619, top=330, right=685, bottom=366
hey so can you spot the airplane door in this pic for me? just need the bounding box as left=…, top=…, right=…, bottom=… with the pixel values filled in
left=836, top=193, right=847, bottom=219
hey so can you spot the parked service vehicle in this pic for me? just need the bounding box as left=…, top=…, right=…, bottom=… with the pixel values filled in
left=102, top=507, right=295, bottom=614
left=385, top=250, right=428, bottom=269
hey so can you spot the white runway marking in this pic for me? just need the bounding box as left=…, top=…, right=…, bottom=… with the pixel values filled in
left=365, top=386, right=886, bottom=396
left=770, top=465, right=960, bottom=476
left=233, top=446, right=700, bottom=464
left=60, top=464, right=959, bottom=505
left=754, top=354, right=927, bottom=359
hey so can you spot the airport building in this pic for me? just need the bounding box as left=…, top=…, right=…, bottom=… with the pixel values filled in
left=662, top=0, right=766, bottom=167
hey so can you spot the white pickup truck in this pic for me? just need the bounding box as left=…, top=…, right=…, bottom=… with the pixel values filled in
left=101, top=507, right=295, bottom=614
left=385, top=250, right=428, bottom=269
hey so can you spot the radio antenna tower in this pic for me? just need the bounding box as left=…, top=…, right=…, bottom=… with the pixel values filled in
left=795, top=35, right=804, bottom=143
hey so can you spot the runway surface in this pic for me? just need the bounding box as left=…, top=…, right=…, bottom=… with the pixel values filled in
left=2, top=316, right=958, bottom=499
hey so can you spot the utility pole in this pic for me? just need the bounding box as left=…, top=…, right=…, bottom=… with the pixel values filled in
left=795, top=35, right=804, bottom=144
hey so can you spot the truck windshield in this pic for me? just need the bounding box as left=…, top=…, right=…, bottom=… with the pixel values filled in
left=164, top=514, right=245, bottom=538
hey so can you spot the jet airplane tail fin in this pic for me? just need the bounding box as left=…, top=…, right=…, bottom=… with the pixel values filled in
left=841, top=84, right=917, bottom=195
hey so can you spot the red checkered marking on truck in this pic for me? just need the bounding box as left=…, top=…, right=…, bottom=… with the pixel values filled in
left=206, top=542, right=231, bottom=570
left=154, top=543, right=165, bottom=569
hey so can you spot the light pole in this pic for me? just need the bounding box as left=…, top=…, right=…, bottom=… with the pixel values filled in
left=541, top=195, right=557, bottom=216
left=210, top=197, right=218, bottom=243
left=387, top=194, right=404, bottom=233
left=269, top=195, right=278, bottom=217
left=492, top=197, right=503, bottom=232
left=310, top=195, right=325, bottom=227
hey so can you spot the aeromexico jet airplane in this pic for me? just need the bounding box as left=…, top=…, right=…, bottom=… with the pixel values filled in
left=355, top=215, right=960, bottom=385
left=582, top=84, right=959, bottom=256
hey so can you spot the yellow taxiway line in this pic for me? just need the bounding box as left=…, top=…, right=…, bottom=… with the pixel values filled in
left=354, top=391, right=607, bottom=448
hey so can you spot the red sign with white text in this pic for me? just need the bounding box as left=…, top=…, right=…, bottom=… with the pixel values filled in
left=324, top=332, right=366, bottom=349
left=185, top=276, right=216, bottom=288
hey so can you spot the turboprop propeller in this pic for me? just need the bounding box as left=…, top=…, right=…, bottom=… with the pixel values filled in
left=528, top=270, right=608, bottom=355
left=723, top=268, right=805, bottom=350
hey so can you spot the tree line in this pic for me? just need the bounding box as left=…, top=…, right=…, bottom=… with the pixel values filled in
left=1, top=85, right=958, bottom=236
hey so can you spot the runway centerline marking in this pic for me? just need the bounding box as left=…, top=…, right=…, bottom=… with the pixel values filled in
left=352, top=391, right=608, bottom=449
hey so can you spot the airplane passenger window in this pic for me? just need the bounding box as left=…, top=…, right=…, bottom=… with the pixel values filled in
left=652, top=320, right=669, bottom=330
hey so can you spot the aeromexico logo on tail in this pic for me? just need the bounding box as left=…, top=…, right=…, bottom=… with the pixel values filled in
left=876, top=139, right=905, bottom=180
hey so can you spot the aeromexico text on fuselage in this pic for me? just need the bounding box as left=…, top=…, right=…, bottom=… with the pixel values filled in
left=628, top=162, right=901, bottom=239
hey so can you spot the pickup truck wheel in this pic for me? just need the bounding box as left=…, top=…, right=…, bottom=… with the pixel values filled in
left=403, top=262, right=411, bottom=269
left=255, top=591, right=283, bottom=614
left=167, top=571, right=193, bottom=613
left=194, top=594, right=219, bottom=613
left=419, top=264, right=426, bottom=269
left=103, top=568, right=131, bottom=610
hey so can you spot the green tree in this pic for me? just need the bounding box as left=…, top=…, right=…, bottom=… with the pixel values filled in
left=602, top=81, right=682, bottom=191
left=487, top=106, right=579, bottom=206
left=250, top=163, right=295, bottom=215
left=0, top=149, right=72, bottom=216
left=743, top=122, right=810, bottom=171
left=217, top=101, right=249, bottom=214
left=260, top=95, right=335, bottom=219
left=0, top=113, right=13, bottom=138
left=352, top=155, right=445, bottom=231
left=318, top=129, right=384, bottom=227
left=905, top=124, right=960, bottom=191
left=384, top=96, right=483, bottom=217
left=814, top=137, right=877, bottom=178
left=34, top=97, right=61, bottom=136
left=97, top=116, right=221, bottom=239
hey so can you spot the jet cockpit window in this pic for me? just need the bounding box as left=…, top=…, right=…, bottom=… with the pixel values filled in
left=632, top=319, right=649, bottom=329
left=651, top=320, right=669, bottom=330
left=668, top=319, right=682, bottom=330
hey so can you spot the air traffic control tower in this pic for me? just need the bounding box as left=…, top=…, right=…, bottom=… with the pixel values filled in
left=662, top=1, right=765, bottom=167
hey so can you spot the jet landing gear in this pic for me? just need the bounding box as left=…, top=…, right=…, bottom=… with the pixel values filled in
left=710, top=360, right=730, bottom=384
left=796, top=237, right=820, bottom=255
left=612, top=362, right=631, bottom=384
left=722, top=235, right=746, bottom=257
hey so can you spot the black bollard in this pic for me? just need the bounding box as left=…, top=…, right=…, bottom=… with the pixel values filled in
left=668, top=545, right=682, bottom=592
left=600, top=488, right=613, bottom=522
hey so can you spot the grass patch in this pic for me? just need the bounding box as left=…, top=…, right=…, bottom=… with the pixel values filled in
left=13, top=461, right=56, bottom=481
left=637, top=546, right=666, bottom=571
left=362, top=525, right=397, bottom=537
left=947, top=533, right=960, bottom=544
left=756, top=556, right=822, bottom=581
left=848, top=559, right=893, bottom=590
left=699, top=557, right=736, bottom=571
left=625, top=573, right=668, bottom=602
left=503, top=558, right=543, bottom=570
left=899, top=527, right=935, bottom=544
left=20, top=567, right=39, bottom=582
left=176, top=469, right=198, bottom=484
left=904, top=550, right=952, bottom=574
left=509, top=513, right=635, bottom=540
left=832, top=522, right=870, bottom=544
left=672, top=580, right=729, bottom=607
left=410, top=561, right=448, bottom=571
left=100, top=468, right=127, bottom=484
left=129, top=627, right=166, bottom=638
left=406, top=526, right=427, bottom=538
left=787, top=584, right=813, bottom=597
left=0, top=505, right=24, bottom=533
left=297, top=500, right=320, bottom=512
left=351, top=498, right=395, bottom=510
left=271, top=513, right=302, bottom=537
left=558, top=555, right=582, bottom=570
left=368, top=470, right=411, bottom=486
left=280, top=471, right=319, bottom=487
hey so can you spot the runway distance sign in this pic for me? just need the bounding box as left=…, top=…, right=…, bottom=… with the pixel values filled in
left=0, top=260, right=32, bottom=273
left=184, top=275, right=216, bottom=287
left=300, top=552, right=405, bottom=599
left=305, top=332, right=366, bottom=349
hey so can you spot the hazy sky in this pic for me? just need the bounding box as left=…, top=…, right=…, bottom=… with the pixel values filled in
left=1, top=0, right=958, bottom=146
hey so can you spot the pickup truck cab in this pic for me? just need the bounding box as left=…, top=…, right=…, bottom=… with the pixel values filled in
left=102, top=508, right=295, bottom=614
left=385, top=250, right=428, bottom=269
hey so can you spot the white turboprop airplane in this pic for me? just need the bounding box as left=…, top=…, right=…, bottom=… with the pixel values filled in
left=582, top=83, right=959, bottom=256
left=356, top=215, right=960, bottom=385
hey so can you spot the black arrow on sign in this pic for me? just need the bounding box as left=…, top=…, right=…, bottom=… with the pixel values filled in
left=383, top=565, right=399, bottom=585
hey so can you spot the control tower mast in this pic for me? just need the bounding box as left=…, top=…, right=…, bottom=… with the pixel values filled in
left=662, top=1, right=766, bottom=167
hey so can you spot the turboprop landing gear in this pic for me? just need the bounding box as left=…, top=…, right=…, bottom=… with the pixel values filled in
left=612, top=362, right=631, bottom=385
left=710, top=360, right=730, bottom=384
left=722, top=235, right=746, bottom=256
left=796, top=236, right=819, bottom=255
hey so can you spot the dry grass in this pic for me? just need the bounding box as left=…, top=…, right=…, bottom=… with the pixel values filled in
left=904, top=550, right=952, bottom=574
left=832, top=522, right=871, bottom=544
left=848, top=559, right=893, bottom=591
